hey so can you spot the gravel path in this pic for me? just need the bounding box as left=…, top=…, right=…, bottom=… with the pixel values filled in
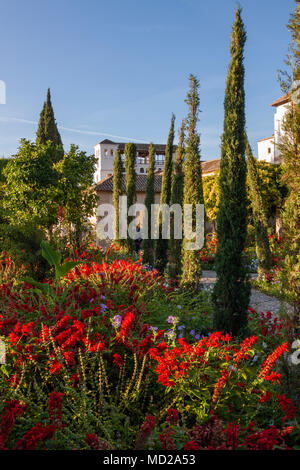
left=201, top=270, right=291, bottom=317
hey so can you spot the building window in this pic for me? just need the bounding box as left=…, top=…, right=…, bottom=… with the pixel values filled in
left=140, top=168, right=144, bottom=173
left=104, top=149, right=108, bottom=156
left=268, top=148, right=271, bottom=154
left=110, top=149, right=114, bottom=156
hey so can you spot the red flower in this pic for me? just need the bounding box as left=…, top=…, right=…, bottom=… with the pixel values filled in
left=212, top=369, right=230, bottom=403
left=258, top=342, right=288, bottom=381
left=276, top=394, right=297, bottom=422
left=14, top=423, right=56, bottom=450
left=112, top=353, right=124, bottom=368
left=48, top=392, right=65, bottom=428
left=166, top=408, right=179, bottom=425
left=184, top=440, right=200, bottom=450
left=135, top=416, right=156, bottom=450
left=117, top=311, right=135, bottom=339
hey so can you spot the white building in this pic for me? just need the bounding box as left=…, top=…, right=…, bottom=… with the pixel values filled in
left=94, top=139, right=176, bottom=183
left=257, top=93, right=290, bottom=163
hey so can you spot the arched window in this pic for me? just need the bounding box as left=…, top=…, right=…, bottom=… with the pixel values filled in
left=140, top=168, right=144, bottom=173
left=110, top=149, right=114, bottom=156
left=104, top=149, right=108, bottom=156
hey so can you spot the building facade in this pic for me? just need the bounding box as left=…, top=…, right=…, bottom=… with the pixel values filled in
left=257, top=93, right=290, bottom=163
left=94, top=139, right=176, bottom=183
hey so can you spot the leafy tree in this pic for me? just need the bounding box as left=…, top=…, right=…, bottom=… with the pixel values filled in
left=181, top=75, right=204, bottom=288
left=278, top=1, right=300, bottom=317
left=0, top=157, right=9, bottom=225
left=202, top=171, right=220, bottom=225
left=1, top=143, right=58, bottom=278
left=124, top=143, right=137, bottom=252
left=245, top=135, right=273, bottom=275
left=3, top=139, right=59, bottom=232
left=202, top=162, right=286, bottom=226
left=113, top=150, right=123, bottom=242
left=142, top=143, right=156, bottom=266
left=169, top=120, right=185, bottom=277
left=156, top=114, right=175, bottom=273
left=36, top=88, right=64, bottom=162
left=212, top=8, right=251, bottom=336
left=55, top=144, right=97, bottom=252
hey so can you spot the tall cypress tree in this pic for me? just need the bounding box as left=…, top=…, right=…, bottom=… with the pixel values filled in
left=124, top=143, right=137, bottom=252
left=181, top=75, right=204, bottom=288
left=212, top=8, right=251, bottom=337
left=155, top=114, right=175, bottom=273
left=169, top=120, right=185, bottom=277
left=142, top=143, right=156, bottom=266
left=245, top=135, right=273, bottom=276
left=278, top=1, right=300, bottom=316
left=36, top=88, right=64, bottom=162
left=113, top=149, right=123, bottom=242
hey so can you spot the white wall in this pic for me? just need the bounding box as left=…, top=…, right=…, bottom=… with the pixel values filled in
left=274, top=103, right=289, bottom=162
left=94, top=143, right=176, bottom=182
left=258, top=137, right=275, bottom=163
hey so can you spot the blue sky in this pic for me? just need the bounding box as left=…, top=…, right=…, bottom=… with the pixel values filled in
left=0, top=0, right=295, bottom=160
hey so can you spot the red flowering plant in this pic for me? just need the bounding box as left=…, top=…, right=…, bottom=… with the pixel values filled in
left=198, top=233, right=218, bottom=268
left=148, top=332, right=296, bottom=432
left=0, top=243, right=299, bottom=450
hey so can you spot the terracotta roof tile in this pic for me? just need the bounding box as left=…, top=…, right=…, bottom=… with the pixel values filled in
left=271, top=93, right=290, bottom=107
left=94, top=174, right=162, bottom=193
left=201, top=159, right=220, bottom=174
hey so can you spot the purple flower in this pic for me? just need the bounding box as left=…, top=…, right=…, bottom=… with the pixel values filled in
left=112, top=315, right=122, bottom=328
left=178, top=325, right=185, bottom=331
left=189, top=330, right=195, bottom=336
left=167, top=316, right=178, bottom=325
left=195, top=334, right=201, bottom=340
left=150, top=326, right=158, bottom=332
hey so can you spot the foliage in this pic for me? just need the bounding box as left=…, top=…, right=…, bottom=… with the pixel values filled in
left=156, top=114, right=175, bottom=274
left=0, top=247, right=298, bottom=450
left=2, top=140, right=59, bottom=231
left=113, top=149, right=123, bottom=242
left=212, top=8, right=251, bottom=337
left=181, top=75, right=204, bottom=288
left=278, top=1, right=300, bottom=319
left=142, top=143, right=156, bottom=266
left=55, top=144, right=97, bottom=253
left=124, top=143, right=137, bottom=253
left=202, top=172, right=219, bottom=224
left=202, top=162, right=286, bottom=225
left=169, top=120, right=185, bottom=278
left=245, top=136, right=273, bottom=275
left=36, top=88, right=64, bottom=162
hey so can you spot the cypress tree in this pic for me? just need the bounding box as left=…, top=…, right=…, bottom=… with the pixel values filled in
left=245, top=135, right=273, bottom=276
left=212, top=8, right=251, bottom=336
left=113, top=149, right=123, bottom=242
left=36, top=88, right=64, bottom=162
left=278, top=1, right=300, bottom=317
left=155, top=114, right=175, bottom=273
left=142, top=143, right=156, bottom=266
left=124, top=143, right=137, bottom=252
left=181, top=75, right=204, bottom=288
left=169, top=120, right=185, bottom=277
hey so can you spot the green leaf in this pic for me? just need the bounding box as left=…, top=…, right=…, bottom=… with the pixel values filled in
left=1, top=365, right=9, bottom=377
left=41, top=241, right=61, bottom=268
left=55, top=260, right=81, bottom=281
